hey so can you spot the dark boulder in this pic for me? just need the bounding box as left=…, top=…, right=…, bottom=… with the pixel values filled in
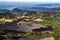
left=32, top=26, right=53, bottom=32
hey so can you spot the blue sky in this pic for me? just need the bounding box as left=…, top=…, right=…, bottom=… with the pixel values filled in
left=0, top=0, right=60, bottom=3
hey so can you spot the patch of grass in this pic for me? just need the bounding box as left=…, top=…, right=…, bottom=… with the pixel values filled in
left=42, top=18, right=60, bottom=40
left=0, top=21, right=4, bottom=24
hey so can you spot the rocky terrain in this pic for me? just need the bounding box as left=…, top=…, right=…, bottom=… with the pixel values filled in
left=0, top=15, right=54, bottom=40
left=0, top=8, right=56, bottom=40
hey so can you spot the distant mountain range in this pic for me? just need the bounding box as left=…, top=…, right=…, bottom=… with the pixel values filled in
left=0, top=2, right=60, bottom=12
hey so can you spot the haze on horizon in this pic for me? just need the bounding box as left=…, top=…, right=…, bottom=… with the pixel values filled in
left=0, top=0, right=60, bottom=3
